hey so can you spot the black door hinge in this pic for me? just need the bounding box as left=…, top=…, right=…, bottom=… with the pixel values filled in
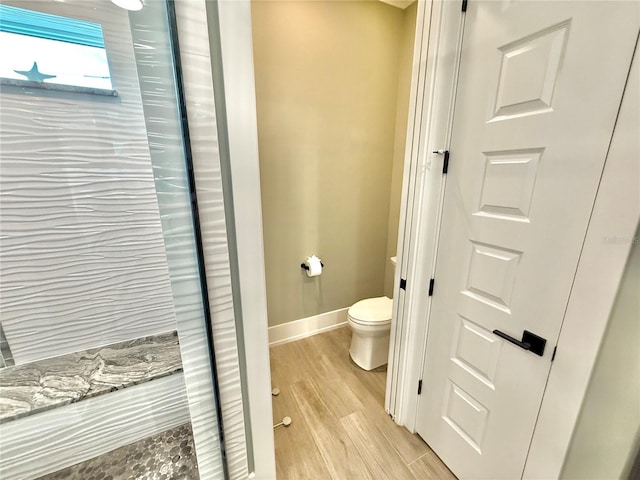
left=428, top=278, right=435, bottom=296
left=442, top=151, right=450, bottom=174
left=417, top=380, right=423, bottom=395
left=433, top=149, right=450, bottom=174
left=551, top=346, right=557, bottom=362
left=400, top=278, right=407, bottom=290
left=462, top=0, right=468, bottom=12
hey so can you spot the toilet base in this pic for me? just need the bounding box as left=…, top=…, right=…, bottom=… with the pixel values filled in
left=348, top=325, right=390, bottom=371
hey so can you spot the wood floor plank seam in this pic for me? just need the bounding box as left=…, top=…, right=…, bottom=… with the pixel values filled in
left=269, top=327, right=457, bottom=480
left=289, top=380, right=374, bottom=479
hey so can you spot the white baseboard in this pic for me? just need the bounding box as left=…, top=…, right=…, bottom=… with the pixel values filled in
left=268, top=308, right=349, bottom=347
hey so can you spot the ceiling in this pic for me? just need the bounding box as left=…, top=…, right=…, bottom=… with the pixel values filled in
left=378, top=0, right=415, bottom=9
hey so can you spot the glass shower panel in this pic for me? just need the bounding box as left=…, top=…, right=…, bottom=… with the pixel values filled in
left=0, top=1, right=226, bottom=479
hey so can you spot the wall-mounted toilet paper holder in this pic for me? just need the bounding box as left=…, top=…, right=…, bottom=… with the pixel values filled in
left=300, top=261, right=324, bottom=270
left=301, top=255, right=324, bottom=277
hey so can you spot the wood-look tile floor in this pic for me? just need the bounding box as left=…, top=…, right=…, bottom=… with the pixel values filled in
left=269, top=327, right=457, bottom=480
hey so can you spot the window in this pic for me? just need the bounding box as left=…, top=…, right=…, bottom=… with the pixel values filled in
left=0, top=5, right=115, bottom=94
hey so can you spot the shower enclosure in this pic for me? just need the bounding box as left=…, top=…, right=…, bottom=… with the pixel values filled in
left=0, top=1, right=235, bottom=478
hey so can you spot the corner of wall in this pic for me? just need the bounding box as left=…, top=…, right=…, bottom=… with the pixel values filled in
left=384, top=3, right=419, bottom=299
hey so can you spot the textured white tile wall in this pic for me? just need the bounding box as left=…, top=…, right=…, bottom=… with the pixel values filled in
left=0, top=374, right=190, bottom=480
left=174, top=1, right=249, bottom=478
left=0, top=1, right=244, bottom=478
left=129, top=2, right=228, bottom=478
left=0, top=0, right=177, bottom=365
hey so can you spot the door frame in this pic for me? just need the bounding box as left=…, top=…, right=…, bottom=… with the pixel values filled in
left=212, top=0, right=638, bottom=477
left=203, top=0, right=277, bottom=478
left=385, top=0, right=465, bottom=430
left=389, top=1, right=639, bottom=478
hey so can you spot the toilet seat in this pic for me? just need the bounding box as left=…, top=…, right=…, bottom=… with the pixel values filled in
left=347, top=296, right=392, bottom=326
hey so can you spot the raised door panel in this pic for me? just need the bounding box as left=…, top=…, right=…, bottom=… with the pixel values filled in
left=417, top=2, right=639, bottom=479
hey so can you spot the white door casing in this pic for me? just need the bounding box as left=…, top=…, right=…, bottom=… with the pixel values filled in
left=416, top=2, right=639, bottom=479
left=386, top=0, right=467, bottom=425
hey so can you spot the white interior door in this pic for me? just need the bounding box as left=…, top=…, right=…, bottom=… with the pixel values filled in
left=416, top=2, right=639, bottom=479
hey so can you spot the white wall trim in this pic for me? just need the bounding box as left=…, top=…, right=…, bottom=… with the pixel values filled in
left=386, top=0, right=466, bottom=430
left=268, top=308, right=348, bottom=347
left=386, top=0, right=431, bottom=421
left=401, top=0, right=466, bottom=433
left=212, top=1, right=276, bottom=478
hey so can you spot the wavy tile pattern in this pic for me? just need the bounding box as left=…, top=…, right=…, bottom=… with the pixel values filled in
left=129, top=1, right=228, bottom=478
left=174, top=1, right=249, bottom=478
left=0, top=1, right=226, bottom=479
left=0, top=0, right=177, bottom=365
left=0, top=1, right=237, bottom=478
left=0, top=373, right=190, bottom=480
left=0, top=331, right=182, bottom=423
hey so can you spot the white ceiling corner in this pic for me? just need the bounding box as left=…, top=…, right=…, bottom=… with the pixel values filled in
left=378, top=0, right=415, bottom=10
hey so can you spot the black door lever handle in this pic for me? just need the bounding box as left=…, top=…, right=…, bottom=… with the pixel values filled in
left=493, top=329, right=546, bottom=357
left=493, top=329, right=531, bottom=350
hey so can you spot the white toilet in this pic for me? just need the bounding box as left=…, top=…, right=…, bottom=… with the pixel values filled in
left=347, top=296, right=393, bottom=371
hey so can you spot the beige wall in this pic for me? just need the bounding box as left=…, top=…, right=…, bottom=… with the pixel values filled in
left=252, top=0, right=414, bottom=326
left=384, top=1, right=417, bottom=298
left=561, top=223, right=640, bottom=479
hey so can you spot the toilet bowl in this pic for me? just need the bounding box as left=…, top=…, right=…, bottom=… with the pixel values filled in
left=347, top=296, right=393, bottom=371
